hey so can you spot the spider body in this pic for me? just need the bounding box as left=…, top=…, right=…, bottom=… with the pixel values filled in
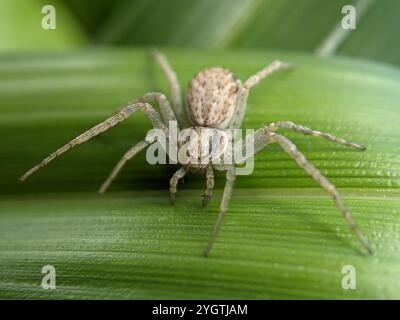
left=177, top=125, right=227, bottom=171
left=19, top=49, right=372, bottom=256
left=182, top=68, right=239, bottom=173
left=187, top=67, right=241, bottom=129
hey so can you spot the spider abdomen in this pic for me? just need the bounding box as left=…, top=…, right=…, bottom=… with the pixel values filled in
left=186, top=67, right=241, bottom=129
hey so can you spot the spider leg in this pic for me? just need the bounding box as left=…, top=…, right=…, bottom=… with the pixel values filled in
left=169, top=166, right=188, bottom=205
left=268, top=121, right=365, bottom=150
left=229, top=60, right=293, bottom=129
left=139, top=92, right=178, bottom=126
left=19, top=102, right=167, bottom=182
left=98, top=140, right=150, bottom=194
left=113, top=92, right=177, bottom=124
left=202, top=165, right=215, bottom=207
left=272, top=133, right=372, bottom=254
left=150, top=48, right=187, bottom=126
left=203, top=166, right=236, bottom=257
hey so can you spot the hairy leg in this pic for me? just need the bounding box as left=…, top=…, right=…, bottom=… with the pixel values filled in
left=112, top=92, right=177, bottom=128
left=229, top=60, right=293, bottom=129
left=169, top=166, right=188, bottom=205
left=267, top=121, right=365, bottom=150
left=19, top=103, right=167, bottom=182
left=138, top=92, right=177, bottom=125
left=98, top=140, right=150, bottom=194
left=272, top=133, right=372, bottom=254
left=202, top=165, right=215, bottom=207
left=150, top=49, right=187, bottom=126
left=203, top=166, right=236, bottom=257
left=237, top=120, right=365, bottom=166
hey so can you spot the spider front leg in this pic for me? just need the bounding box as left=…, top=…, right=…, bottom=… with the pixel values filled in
left=19, top=102, right=167, bottom=182
left=204, top=166, right=236, bottom=257
left=229, top=60, right=294, bottom=129
left=251, top=128, right=371, bottom=254
left=202, top=165, right=215, bottom=207
left=169, top=166, right=188, bottom=205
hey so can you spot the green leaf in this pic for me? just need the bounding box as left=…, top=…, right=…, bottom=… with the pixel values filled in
left=1, top=48, right=400, bottom=298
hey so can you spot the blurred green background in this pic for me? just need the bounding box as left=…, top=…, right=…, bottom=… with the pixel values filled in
left=2, top=0, right=400, bottom=65
left=1, top=0, right=400, bottom=299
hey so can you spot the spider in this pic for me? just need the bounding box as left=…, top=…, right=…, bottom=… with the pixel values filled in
left=19, top=49, right=372, bottom=256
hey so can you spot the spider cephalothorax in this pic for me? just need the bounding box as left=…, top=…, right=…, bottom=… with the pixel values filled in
left=19, top=49, right=372, bottom=256
left=176, top=126, right=228, bottom=171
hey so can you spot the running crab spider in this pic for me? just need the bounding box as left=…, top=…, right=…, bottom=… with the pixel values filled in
left=19, top=49, right=372, bottom=256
